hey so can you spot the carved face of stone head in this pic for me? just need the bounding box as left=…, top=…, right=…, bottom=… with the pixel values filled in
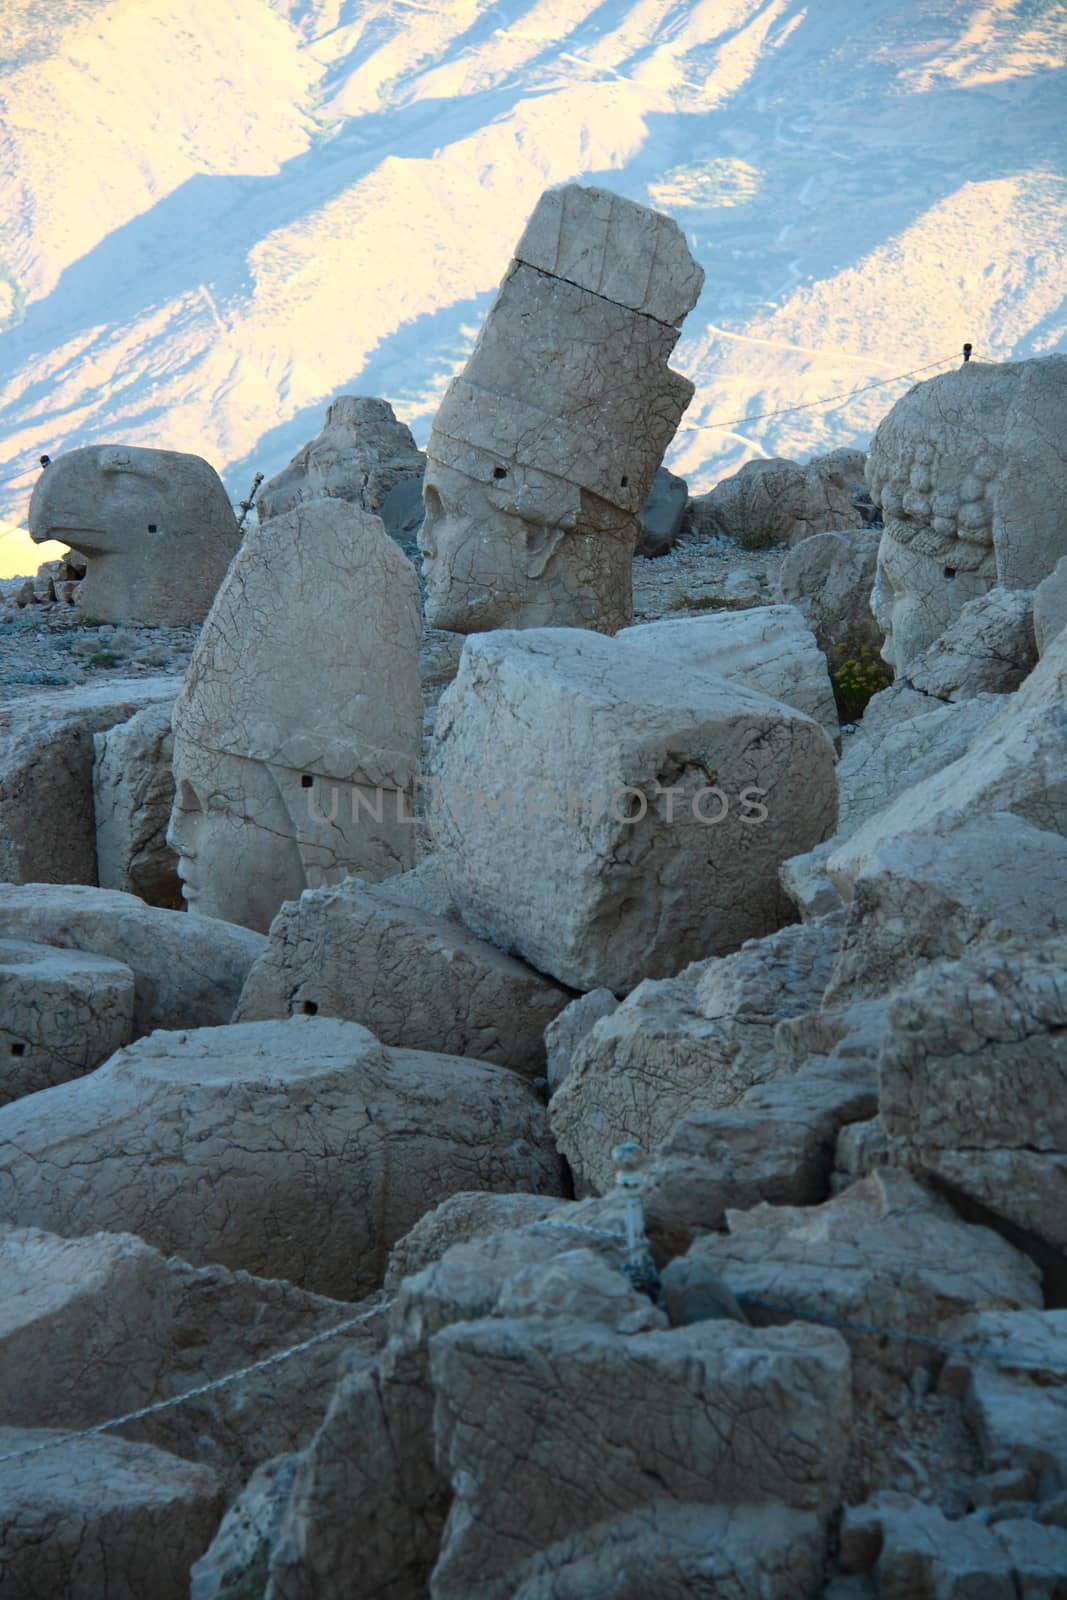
left=419, top=459, right=638, bottom=634
left=166, top=747, right=306, bottom=933
left=870, top=532, right=991, bottom=672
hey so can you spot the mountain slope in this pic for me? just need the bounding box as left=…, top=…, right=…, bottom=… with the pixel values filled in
left=1, top=0, right=1064, bottom=572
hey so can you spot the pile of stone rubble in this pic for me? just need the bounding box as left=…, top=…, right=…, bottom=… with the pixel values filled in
left=1, top=184, right=1066, bottom=1600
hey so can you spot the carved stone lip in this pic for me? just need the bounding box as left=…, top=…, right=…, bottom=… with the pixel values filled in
left=29, top=522, right=106, bottom=539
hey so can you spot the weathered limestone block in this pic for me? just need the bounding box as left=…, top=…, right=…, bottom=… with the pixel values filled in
left=234, top=873, right=572, bottom=1078
left=0, top=1017, right=565, bottom=1300
left=809, top=446, right=869, bottom=494
left=0, top=883, right=264, bottom=1033
left=420, top=184, right=703, bottom=634
left=27, top=444, right=241, bottom=627
left=904, top=587, right=1036, bottom=700
left=170, top=498, right=422, bottom=932
left=839, top=1491, right=1067, bottom=1597
left=943, top=1310, right=1067, bottom=1498
left=1034, top=551, right=1067, bottom=656
left=689, top=456, right=857, bottom=549
left=687, top=1170, right=1042, bottom=1378
left=0, top=1427, right=223, bottom=1600
left=776, top=527, right=882, bottom=656
left=618, top=601, right=839, bottom=744
left=544, top=988, right=619, bottom=1095
left=257, top=395, right=425, bottom=524
left=867, top=354, right=1067, bottom=671
left=826, top=813, right=1067, bottom=1004
left=636, top=465, right=687, bottom=558
left=507, top=1503, right=825, bottom=1600
left=191, top=1453, right=302, bottom=1600
left=828, top=627, right=1067, bottom=893
left=93, top=700, right=181, bottom=907
left=0, top=676, right=180, bottom=884
left=550, top=917, right=843, bottom=1193
left=0, top=1225, right=376, bottom=1496
left=431, top=629, right=837, bottom=992
left=880, top=939, right=1067, bottom=1252
left=644, top=1051, right=878, bottom=1244
left=833, top=692, right=1001, bottom=837
left=428, top=1317, right=850, bottom=1600
left=0, top=939, right=134, bottom=1104
left=384, top=1190, right=568, bottom=1293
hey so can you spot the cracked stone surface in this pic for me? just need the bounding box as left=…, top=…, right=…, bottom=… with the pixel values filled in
left=880, top=937, right=1067, bottom=1253
left=839, top=1490, right=1067, bottom=1597
left=825, top=812, right=1067, bottom=1004
left=93, top=699, right=181, bottom=907
left=427, top=1317, right=850, bottom=1600
left=420, top=184, right=703, bottom=634
left=234, top=871, right=572, bottom=1078
left=1034, top=551, right=1067, bottom=657
left=170, top=497, right=422, bottom=931
left=0, top=1224, right=381, bottom=1497
left=550, top=916, right=843, bottom=1194
left=866, top=354, right=1067, bottom=672
left=776, top=527, right=883, bottom=658
left=27, top=444, right=242, bottom=629
left=0, top=675, right=180, bottom=884
left=0, top=882, right=264, bottom=1033
left=430, top=627, right=837, bottom=992
left=943, top=1309, right=1067, bottom=1500
left=688, top=1170, right=1042, bottom=1379
left=689, top=455, right=859, bottom=549
left=903, top=586, right=1036, bottom=701
left=383, top=1190, right=568, bottom=1295
left=544, top=988, right=619, bottom=1095
left=257, top=395, right=426, bottom=525
left=828, top=623, right=1067, bottom=893
left=0, top=1016, right=565, bottom=1301
left=618, top=601, right=840, bottom=745
left=0, top=938, right=134, bottom=1105
left=0, top=1424, right=223, bottom=1600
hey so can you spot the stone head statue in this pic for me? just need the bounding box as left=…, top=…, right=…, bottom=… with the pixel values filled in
left=28, top=444, right=241, bottom=627
left=257, top=395, right=425, bottom=524
left=420, top=184, right=704, bottom=634
left=867, top=355, right=1067, bottom=671
left=168, top=498, right=422, bottom=932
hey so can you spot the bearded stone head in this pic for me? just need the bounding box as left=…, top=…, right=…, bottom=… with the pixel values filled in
left=867, top=355, right=1067, bottom=671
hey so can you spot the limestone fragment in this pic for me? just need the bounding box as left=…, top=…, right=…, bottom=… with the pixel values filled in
left=0, top=1426, right=223, bottom=1600
left=93, top=699, right=181, bottom=906
left=1034, top=551, right=1067, bottom=656
left=550, top=916, right=843, bottom=1193
left=776, top=527, right=882, bottom=657
left=0, top=939, right=134, bottom=1104
left=234, top=872, right=572, bottom=1077
left=27, top=444, right=242, bottom=627
left=879, top=938, right=1067, bottom=1253
left=427, top=1317, right=850, bottom=1599
left=636, top=465, right=688, bottom=557
left=0, top=676, right=180, bottom=885
left=618, top=601, right=839, bottom=744
left=430, top=628, right=837, bottom=992
left=0, top=1224, right=376, bottom=1495
left=867, top=354, right=1067, bottom=671
left=170, top=498, right=422, bottom=931
left=0, top=1017, right=565, bottom=1300
left=689, top=456, right=857, bottom=548
left=544, top=988, right=619, bottom=1095
left=256, top=395, right=425, bottom=524
left=904, top=586, right=1036, bottom=700
left=0, top=882, right=264, bottom=1033
left=420, top=184, right=703, bottom=634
